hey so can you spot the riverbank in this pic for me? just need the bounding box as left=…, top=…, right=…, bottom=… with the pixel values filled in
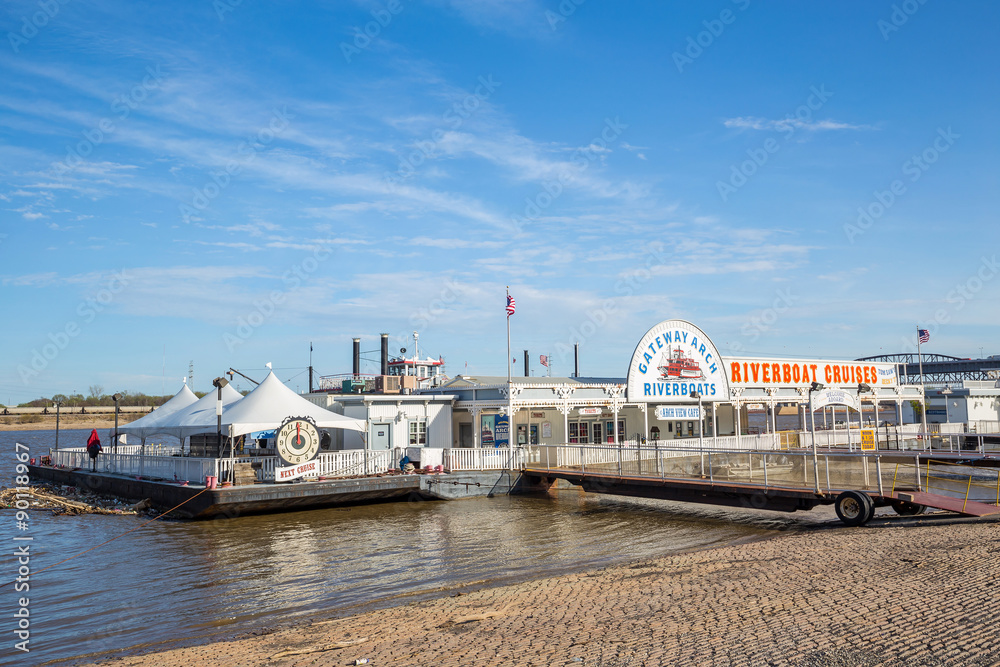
left=0, top=414, right=136, bottom=432
left=81, top=512, right=1000, bottom=666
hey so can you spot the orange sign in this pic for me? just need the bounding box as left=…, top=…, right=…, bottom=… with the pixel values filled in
left=726, top=357, right=897, bottom=389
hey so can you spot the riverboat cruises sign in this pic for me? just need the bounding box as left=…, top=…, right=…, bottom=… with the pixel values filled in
left=726, top=357, right=898, bottom=389
left=626, top=320, right=729, bottom=404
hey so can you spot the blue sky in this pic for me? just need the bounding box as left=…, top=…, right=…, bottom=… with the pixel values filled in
left=1, top=0, right=998, bottom=402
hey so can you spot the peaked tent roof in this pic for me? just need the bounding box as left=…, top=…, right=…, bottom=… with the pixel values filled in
left=119, top=383, right=199, bottom=440
left=158, top=382, right=245, bottom=440
left=221, top=371, right=367, bottom=437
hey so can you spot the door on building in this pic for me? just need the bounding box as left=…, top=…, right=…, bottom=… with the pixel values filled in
left=370, top=423, right=392, bottom=450
left=459, top=423, right=473, bottom=447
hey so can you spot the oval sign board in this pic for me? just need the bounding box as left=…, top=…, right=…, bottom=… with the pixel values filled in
left=626, top=319, right=729, bottom=403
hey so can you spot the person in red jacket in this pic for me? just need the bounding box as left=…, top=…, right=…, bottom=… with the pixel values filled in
left=86, top=429, right=102, bottom=471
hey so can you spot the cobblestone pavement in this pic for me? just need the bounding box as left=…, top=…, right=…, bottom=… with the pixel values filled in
left=86, top=514, right=1000, bottom=667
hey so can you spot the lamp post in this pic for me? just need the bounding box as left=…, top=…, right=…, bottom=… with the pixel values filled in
left=808, top=382, right=825, bottom=492
left=112, top=393, right=122, bottom=454
left=212, top=376, right=229, bottom=456
left=689, top=390, right=704, bottom=450
left=54, top=401, right=61, bottom=451
left=690, top=390, right=704, bottom=476
left=940, top=386, right=953, bottom=423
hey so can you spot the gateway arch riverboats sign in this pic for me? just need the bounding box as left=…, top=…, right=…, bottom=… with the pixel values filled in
left=626, top=319, right=730, bottom=403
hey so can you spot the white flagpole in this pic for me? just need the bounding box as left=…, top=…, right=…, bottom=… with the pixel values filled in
left=506, top=287, right=513, bottom=460
left=917, top=328, right=927, bottom=438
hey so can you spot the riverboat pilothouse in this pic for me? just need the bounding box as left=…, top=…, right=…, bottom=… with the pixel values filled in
left=658, top=347, right=704, bottom=380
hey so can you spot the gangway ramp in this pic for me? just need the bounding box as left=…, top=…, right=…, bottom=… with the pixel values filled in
left=893, top=491, right=1000, bottom=518
left=523, top=444, right=1000, bottom=526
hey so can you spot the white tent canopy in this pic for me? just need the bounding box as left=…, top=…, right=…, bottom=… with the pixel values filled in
left=221, top=370, right=366, bottom=437
left=159, top=382, right=245, bottom=441
left=119, top=382, right=199, bottom=441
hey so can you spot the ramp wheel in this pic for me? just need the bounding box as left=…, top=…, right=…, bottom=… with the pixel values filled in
left=890, top=500, right=927, bottom=516
left=835, top=491, right=874, bottom=526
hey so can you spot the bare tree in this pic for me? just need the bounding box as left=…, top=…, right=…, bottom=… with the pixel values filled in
left=87, top=384, right=105, bottom=400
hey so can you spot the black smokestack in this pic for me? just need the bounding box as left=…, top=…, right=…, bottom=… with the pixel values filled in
left=352, top=338, right=360, bottom=378
left=574, top=342, right=579, bottom=377
left=380, top=333, right=389, bottom=375
left=524, top=350, right=529, bottom=377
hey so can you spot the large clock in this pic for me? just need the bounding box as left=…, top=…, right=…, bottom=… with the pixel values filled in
left=275, top=417, right=320, bottom=465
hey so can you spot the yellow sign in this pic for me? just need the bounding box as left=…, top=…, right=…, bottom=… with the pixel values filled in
left=860, top=428, right=876, bottom=452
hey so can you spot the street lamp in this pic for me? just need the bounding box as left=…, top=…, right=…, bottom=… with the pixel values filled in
left=690, top=390, right=704, bottom=477
left=857, top=381, right=873, bottom=432
left=112, top=393, right=123, bottom=454
left=808, top=382, right=825, bottom=492
left=689, top=390, right=704, bottom=449
left=54, top=401, right=61, bottom=451
left=940, top=386, right=953, bottom=423
left=212, top=377, right=229, bottom=459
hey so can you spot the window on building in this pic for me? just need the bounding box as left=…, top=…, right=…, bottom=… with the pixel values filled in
left=409, top=419, right=427, bottom=446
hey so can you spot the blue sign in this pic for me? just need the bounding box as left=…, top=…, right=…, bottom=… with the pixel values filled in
left=494, top=415, right=510, bottom=447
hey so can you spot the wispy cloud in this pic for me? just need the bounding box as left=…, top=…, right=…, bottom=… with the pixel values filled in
left=723, top=117, right=874, bottom=132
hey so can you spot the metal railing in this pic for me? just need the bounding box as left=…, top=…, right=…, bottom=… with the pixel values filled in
left=52, top=449, right=218, bottom=482
left=528, top=443, right=937, bottom=496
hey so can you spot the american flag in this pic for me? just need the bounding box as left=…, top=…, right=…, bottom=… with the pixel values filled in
left=506, top=294, right=515, bottom=317
left=539, top=354, right=549, bottom=367
left=917, top=329, right=930, bottom=344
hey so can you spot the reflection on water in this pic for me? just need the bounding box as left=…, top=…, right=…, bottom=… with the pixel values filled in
left=2, top=430, right=823, bottom=665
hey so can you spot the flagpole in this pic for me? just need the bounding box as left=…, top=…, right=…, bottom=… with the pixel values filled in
left=917, top=328, right=927, bottom=439
left=506, top=287, right=513, bottom=461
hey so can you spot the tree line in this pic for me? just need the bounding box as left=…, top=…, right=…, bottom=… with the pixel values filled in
left=16, top=384, right=207, bottom=408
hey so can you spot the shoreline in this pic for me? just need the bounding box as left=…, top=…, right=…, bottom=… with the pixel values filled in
left=0, top=417, right=138, bottom=432
left=75, top=511, right=1000, bottom=667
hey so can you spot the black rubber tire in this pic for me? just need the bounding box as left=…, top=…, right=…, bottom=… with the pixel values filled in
left=890, top=500, right=927, bottom=516
left=835, top=490, right=874, bottom=526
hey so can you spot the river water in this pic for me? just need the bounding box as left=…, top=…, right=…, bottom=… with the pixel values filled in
left=1, top=429, right=834, bottom=666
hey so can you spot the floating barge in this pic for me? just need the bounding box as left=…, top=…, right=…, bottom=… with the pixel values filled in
left=27, top=462, right=520, bottom=519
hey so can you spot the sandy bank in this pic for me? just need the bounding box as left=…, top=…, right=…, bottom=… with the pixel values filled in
left=0, top=415, right=137, bottom=432
left=81, top=513, right=1000, bottom=666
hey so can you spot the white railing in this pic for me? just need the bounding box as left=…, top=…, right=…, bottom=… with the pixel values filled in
left=446, top=447, right=522, bottom=471
left=55, top=443, right=183, bottom=456
left=970, top=420, right=1000, bottom=435
left=52, top=450, right=218, bottom=482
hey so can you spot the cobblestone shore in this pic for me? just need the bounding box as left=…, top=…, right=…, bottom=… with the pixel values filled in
left=88, top=513, right=1000, bottom=667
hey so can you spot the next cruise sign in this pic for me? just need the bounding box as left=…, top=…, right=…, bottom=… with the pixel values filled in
left=625, top=319, right=730, bottom=403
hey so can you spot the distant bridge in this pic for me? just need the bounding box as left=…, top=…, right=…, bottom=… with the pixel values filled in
left=857, top=354, right=1000, bottom=385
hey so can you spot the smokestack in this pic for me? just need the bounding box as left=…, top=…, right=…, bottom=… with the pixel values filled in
left=524, top=350, right=529, bottom=377
left=380, top=333, right=389, bottom=375
left=574, top=343, right=579, bottom=378
left=352, top=338, right=360, bottom=378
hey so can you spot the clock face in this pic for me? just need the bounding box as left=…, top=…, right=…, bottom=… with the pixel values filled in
left=276, top=418, right=320, bottom=465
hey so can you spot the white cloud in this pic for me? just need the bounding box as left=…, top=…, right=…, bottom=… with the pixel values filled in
left=723, top=116, right=873, bottom=132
